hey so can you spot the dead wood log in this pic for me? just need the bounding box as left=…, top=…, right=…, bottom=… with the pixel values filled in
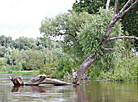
left=9, top=75, right=72, bottom=86
left=40, top=78, right=71, bottom=85
left=9, top=76, right=24, bottom=86
left=25, top=75, right=46, bottom=86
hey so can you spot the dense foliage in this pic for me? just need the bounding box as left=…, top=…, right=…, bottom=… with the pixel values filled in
left=0, top=35, right=64, bottom=73
left=40, top=11, right=93, bottom=58
left=39, top=6, right=138, bottom=81
left=40, top=8, right=125, bottom=73
left=72, top=0, right=138, bottom=47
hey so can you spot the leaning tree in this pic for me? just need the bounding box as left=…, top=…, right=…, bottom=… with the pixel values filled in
left=72, top=0, right=138, bottom=84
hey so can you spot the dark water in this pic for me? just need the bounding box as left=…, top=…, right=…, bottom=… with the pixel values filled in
left=0, top=73, right=138, bottom=102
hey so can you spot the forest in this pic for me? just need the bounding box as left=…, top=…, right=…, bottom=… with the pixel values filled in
left=1, top=0, right=138, bottom=82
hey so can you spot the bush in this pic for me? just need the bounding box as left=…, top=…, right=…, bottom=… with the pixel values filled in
left=98, top=64, right=138, bottom=81
left=0, top=65, right=21, bottom=72
left=39, top=67, right=52, bottom=75
left=50, top=70, right=64, bottom=79
left=0, top=58, right=7, bottom=68
left=39, top=63, right=57, bottom=75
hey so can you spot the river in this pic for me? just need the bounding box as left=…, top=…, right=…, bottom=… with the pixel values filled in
left=0, top=73, right=138, bottom=102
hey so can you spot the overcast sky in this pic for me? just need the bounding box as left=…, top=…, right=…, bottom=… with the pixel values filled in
left=0, top=0, right=75, bottom=39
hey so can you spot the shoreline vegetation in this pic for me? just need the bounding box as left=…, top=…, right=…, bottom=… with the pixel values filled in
left=0, top=70, right=39, bottom=74
left=0, top=35, right=138, bottom=82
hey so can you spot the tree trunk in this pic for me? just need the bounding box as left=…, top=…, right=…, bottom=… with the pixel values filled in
left=73, top=54, right=97, bottom=85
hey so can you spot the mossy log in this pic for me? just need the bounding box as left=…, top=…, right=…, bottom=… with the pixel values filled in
left=9, top=75, right=72, bottom=86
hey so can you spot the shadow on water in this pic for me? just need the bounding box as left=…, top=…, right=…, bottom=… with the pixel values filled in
left=11, top=85, right=88, bottom=102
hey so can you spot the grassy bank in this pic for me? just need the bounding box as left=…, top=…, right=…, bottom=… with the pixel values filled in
left=0, top=70, right=39, bottom=74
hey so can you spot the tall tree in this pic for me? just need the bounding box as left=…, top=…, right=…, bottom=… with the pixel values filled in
left=39, top=9, right=125, bottom=73
left=0, top=35, right=13, bottom=48
left=40, top=0, right=138, bottom=85
left=72, top=0, right=138, bottom=85
left=39, top=12, right=93, bottom=59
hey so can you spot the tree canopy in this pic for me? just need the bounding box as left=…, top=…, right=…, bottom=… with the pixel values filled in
left=39, top=11, right=93, bottom=58
left=39, top=8, right=125, bottom=71
left=72, top=0, right=138, bottom=47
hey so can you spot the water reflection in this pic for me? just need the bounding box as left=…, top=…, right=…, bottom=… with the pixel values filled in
left=73, top=85, right=88, bottom=102
left=1, top=74, right=138, bottom=102
left=11, top=85, right=89, bottom=102
left=11, top=86, right=24, bottom=92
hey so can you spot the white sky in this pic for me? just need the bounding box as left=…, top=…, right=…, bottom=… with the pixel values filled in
left=0, top=0, right=75, bottom=39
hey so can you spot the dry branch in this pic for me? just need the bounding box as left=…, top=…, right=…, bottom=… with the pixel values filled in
left=108, top=36, right=138, bottom=41
left=9, top=76, right=24, bottom=86
left=106, top=0, right=111, bottom=10
left=113, top=0, right=118, bottom=18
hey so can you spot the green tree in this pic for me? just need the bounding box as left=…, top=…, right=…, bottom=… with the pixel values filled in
left=72, top=0, right=138, bottom=47
left=0, top=35, right=13, bottom=48
left=39, top=11, right=94, bottom=59
left=72, top=0, right=107, bottom=14
left=40, top=0, right=138, bottom=84
left=0, top=46, right=6, bottom=57
left=13, top=37, right=38, bottom=50
left=39, top=9, right=124, bottom=71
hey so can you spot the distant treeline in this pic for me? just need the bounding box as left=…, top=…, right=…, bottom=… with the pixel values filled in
left=0, top=35, right=64, bottom=71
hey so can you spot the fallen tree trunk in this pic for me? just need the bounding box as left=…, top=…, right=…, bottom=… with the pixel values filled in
left=9, top=75, right=72, bottom=86
left=40, top=78, right=72, bottom=85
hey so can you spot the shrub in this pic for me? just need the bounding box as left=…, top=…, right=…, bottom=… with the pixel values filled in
left=50, top=70, right=64, bottom=79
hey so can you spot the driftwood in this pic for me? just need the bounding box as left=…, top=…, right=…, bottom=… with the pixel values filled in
left=9, top=76, right=24, bottom=86
left=9, top=75, right=72, bottom=86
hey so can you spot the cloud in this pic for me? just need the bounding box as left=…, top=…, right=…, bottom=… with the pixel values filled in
left=0, top=0, right=75, bottom=39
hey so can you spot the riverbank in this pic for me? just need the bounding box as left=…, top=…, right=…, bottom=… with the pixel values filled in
left=0, top=70, right=39, bottom=74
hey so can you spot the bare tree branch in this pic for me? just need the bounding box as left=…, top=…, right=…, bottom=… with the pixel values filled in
left=113, top=0, right=118, bottom=19
left=106, top=0, right=110, bottom=10
left=103, top=0, right=138, bottom=45
left=122, top=0, right=138, bottom=16
left=119, top=0, right=132, bottom=13
left=108, top=36, right=138, bottom=41
left=104, top=48, right=121, bottom=53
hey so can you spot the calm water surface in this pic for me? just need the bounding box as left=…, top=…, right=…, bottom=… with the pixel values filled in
left=0, top=73, right=138, bottom=102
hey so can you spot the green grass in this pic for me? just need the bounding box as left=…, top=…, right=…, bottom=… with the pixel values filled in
left=0, top=70, right=39, bottom=74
